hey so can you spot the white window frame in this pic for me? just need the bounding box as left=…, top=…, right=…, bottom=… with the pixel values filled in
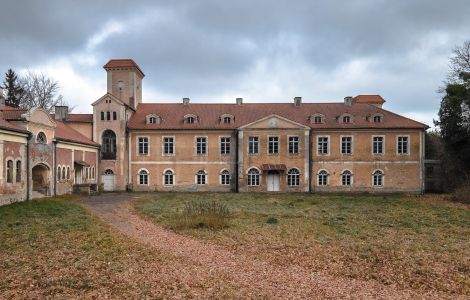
left=248, top=136, right=259, bottom=155
left=220, top=169, right=230, bottom=185
left=267, top=135, right=280, bottom=155
left=340, top=135, right=353, bottom=155
left=195, top=136, right=208, bottom=156
left=317, top=135, right=330, bottom=156
left=137, top=136, right=150, bottom=156
left=287, top=168, right=300, bottom=186
left=396, top=135, right=410, bottom=155
left=372, top=135, right=385, bottom=155
left=341, top=170, right=353, bottom=186
left=372, top=169, right=384, bottom=187
left=247, top=167, right=261, bottom=186
left=138, top=168, right=150, bottom=185
left=288, top=135, right=300, bottom=155
left=195, top=170, right=207, bottom=185
left=162, top=136, right=175, bottom=156
left=317, top=169, right=329, bottom=186
left=163, top=168, right=175, bottom=186
left=219, top=136, right=231, bottom=155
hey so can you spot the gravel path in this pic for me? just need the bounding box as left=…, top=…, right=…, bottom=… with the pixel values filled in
left=80, top=193, right=450, bottom=299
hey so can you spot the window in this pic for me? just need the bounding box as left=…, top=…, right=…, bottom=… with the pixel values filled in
left=91, top=166, right=95, bottom=179
left=185, top=115, right=197, bottom=124
left=6, top=160, right=13, bottom=183
left=341, top=136, right=352, bottom=154
left=318, top=170, right=328, bottom=186
left=102, top=130, right=117, bottom=159
left=311, top=115, right=324, bottom=124
left=138, top=137, right=149, bottom=155
left=247, top=168, right=260, bottom=186
left=67, top=166, right=70, bottom=180
left=113, top=112, right=117, bottom=120
left=373, top=115, right=382, bottom=123
left=196, top=170, right=207, bottom=185
left=57, top=166, right=61, bottom=182
left=341, top=170, right=352, bottom=186
left=317, top=137, right=329, bottom=155
left=248, top=136, right=259, bottom=154
left=104, top=169, right=114, bottom=175
left=37, top=132, right=47, bottom=144
left=106, top=111, right=111, bottom=121
left=221, top=115, right=233, bottom=124
left=373, top=170, right=384, bottom=187
left=149, top=117, right=156, bottom=124
left=148, top=115, right=160, bottom=124
left=101, top=111, right=105, bottom=121
left=343, top=115, right=351, bottom=123
left=373, top=136, right=384, bottom=154
left=164, top=170, right=174, bottom=185
left=139, top=170, right=149, bottom=185
left=397, top=136, right=409, bottom=154
left=196, top=137, right=207, bottom=155
left=16, top=161, right=21, bottom=182
left=220, top=137, right=231, bottom=155
left=220, top=170, right=230, bottom=185
left=268, top=136, right=279, bottom=154
left=288, top=136, right=299, bottom=154
left=62, top=166, right=66, bottom=180
left=163, top=137, right=174, bottom=155
left=287, top=168, right=300, bottom=186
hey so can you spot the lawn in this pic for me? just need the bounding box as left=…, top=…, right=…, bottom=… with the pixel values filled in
left=135, top=192, right=470, bottom=295
left=0, top=197, right=238, bottom=299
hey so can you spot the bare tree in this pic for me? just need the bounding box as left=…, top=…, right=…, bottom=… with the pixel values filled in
left=447, top=40, right=470, bottom=83
left=19, top=71, right=72, bottom=112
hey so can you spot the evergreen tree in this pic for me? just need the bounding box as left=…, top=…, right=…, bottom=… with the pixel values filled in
left=1, top=69, right=24, bottom=107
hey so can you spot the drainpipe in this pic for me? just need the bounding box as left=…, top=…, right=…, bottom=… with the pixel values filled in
left=26, top=133, right=31, bottom=201
left=309, top=129, right=313, bottom=193
left=235, top=130, right=239, bottom=193
left=53, top=140, right=57, bottom=196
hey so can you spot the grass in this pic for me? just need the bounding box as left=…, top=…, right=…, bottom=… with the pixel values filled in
left=135, top=192, right=470, bottom=295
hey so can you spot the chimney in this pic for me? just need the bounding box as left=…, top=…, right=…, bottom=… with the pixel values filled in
left=183, top=97, right=190, bottom=105
left=54, top=106, right=68, bottom=121
left=294, top=96, right=302, bottom=107
left=236, top=97, right=243, bottom=105
left=344, top=96, right=353, bottom=106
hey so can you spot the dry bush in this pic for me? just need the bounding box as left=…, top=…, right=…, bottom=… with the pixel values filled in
left=170, top=200, right=231, bottom=230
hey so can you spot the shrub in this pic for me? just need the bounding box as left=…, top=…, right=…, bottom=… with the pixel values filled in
left=451, top=185, right=470, bottom=204
left=266, top=216, right=278, bottom=224
left=171, top=200, right=231, bottom=230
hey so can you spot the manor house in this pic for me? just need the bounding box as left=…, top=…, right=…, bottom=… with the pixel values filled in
left=0, top=59, right=428, bottom=205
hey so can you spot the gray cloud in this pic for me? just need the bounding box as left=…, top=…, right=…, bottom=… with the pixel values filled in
left=1, top=0, right=470, bottom=125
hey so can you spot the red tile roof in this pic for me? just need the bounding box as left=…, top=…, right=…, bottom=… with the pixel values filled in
left=103, top=59, right=145, bottom=76
left=128, top=101, right=427, bottom=130
left=54, top=120, right=99, bottom=147
left=0, top=115, right=28, bottom=134
left=50, top=113, right=93, bottom=123
left=353, top=95, right=386, bottom=104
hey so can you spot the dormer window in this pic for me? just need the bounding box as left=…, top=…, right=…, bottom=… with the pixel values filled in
left=184, top=114, right=197, bottom=124
left=340, top=114, right=353, bottom=124
left=310, top=114, right=324, bottom=124
left=220, top=114, right=234, bottom=124
left=146, top=114, right=161, bottom=124
left=373, top=115, right=382, bottom=123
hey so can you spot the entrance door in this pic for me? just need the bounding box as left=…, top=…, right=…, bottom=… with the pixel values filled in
left=102, top=169, right=115, bottom=191
left=267, top=171, right=280, bottom=192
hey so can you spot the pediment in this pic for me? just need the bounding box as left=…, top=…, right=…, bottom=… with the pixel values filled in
left=91, top=93, right=125, bottom=106
left=239, top=114, right=309, bottom=130
left=23, top=107, right=56, bottom=129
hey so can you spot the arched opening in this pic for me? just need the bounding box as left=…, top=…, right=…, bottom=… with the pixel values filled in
left=102, top=130, right=116, bottom=160
left=102, top=169, right=115, bottom=191
left=32, top=163, right=50, bottom=197
left=266, top=170, right=280, bottom=192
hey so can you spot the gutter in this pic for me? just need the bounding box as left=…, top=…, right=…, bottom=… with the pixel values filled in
left=309, top=129, right=313, bottom=193
left=26, top=133, right=31, bottom=201
left=53, top=140, right=57, bottom=196
left=235, top=130, right=239, bottom=192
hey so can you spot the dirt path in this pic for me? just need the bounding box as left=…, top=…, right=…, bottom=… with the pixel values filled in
left=80, top=193, right=446, bottom=299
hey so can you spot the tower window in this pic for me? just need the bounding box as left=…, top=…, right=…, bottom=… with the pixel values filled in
left=36, top=132, right=47, bottom=144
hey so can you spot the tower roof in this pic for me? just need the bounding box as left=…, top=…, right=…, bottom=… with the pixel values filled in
left=103, top=59, right=145, bottom=77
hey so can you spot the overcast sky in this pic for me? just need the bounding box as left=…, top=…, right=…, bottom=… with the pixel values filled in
left=1, top=0, right=470, bottom=127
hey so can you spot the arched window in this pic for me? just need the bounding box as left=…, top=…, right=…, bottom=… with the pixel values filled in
left=6, top=160, right=13, bottom=183
left=220, top=170, right=230, bottom=185
left=184, top=114, right=197, bottom=124
left=67, top=166, right=70, bottom=180
left=104, top=169, right=114, bottom=175
left=37, top=132, right=47, bottom=144
left=341, top=170, right=352, bottom=186
left=196, top=170, right=207, bottom=185
left=102, top=130, right=116, bottom=160
left=139, top=169, right=149, bottom=185
left=220, top=114, right=234, bottom=124
left=146, top=115, right=161, bottom=124
left=318, top=170, right=328, bottom=186
left=343, top=115, right=351, bottom=123
left=373, top=170, right=384, bottom=187
left=164, top=170, right=174, bottom=185
left=247, top=168, right=260, bottom=186
left=16, top=161, right=21, bottom=182
left=310, top=114, right=324, bottom=124
left=287, top=168, right=300, bottom=186
left=62, top=166, right=66, bottom=180
left=57, top=166, right=61, bottom=182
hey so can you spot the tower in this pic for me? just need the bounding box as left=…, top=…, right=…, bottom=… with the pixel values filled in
left=103, top=59, right=145, bottom=109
